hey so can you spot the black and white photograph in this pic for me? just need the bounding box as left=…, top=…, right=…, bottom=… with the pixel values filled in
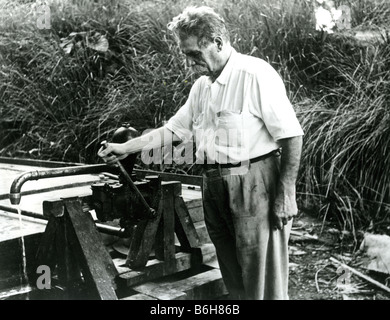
left=0, top=0, right=389, bottom=307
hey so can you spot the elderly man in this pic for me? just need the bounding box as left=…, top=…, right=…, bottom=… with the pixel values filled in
left=98, top=6, right=303, bottom=300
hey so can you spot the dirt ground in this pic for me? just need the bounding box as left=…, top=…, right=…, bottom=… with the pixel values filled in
left=288, top=212, right=390, bottom=300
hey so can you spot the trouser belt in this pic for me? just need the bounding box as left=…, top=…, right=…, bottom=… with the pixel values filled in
left=203, top=149, right=281, bottom=170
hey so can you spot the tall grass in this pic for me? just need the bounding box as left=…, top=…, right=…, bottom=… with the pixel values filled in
left=0, top=0, right=192, bottom=162
left=0, top=0, right=389, bottom=233
left=297, top=35, right=390, bottom=236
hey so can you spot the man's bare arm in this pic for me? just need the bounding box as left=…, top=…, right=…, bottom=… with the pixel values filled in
left=98, top=126, right=181, bottom=163
left=272, top=135, right=303, bottom=230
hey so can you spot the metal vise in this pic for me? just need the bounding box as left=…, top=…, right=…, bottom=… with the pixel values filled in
left=90, top=124, right=161, bottom=230
left=91, top=175, right=160, bottom=227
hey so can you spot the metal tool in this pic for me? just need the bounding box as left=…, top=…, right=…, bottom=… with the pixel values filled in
left=100, top=141, right=156, bottom=219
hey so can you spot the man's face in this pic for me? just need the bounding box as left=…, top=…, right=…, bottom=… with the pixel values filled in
left=179, top=35, right=220, bottom=77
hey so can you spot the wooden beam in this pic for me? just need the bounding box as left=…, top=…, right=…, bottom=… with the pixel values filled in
left=117, top=251, right=203, bottom=288
left=166, top=269, right=226, bottom=300
left=35, top=218, right=58, bottom=272
left=135, top=169, right=203, bottom=186
left=0, top=156, right=84, bottom=168
left=131, top=283, right=188, bottom=300
left=130, top=269, right=226, bottom=300
left=154, top=182, right=178, bottom=263
left=330, top=257, right=390, bottom=294
left=115, top=243, right=216, bottom=288
left=174, top=196, right=200, bottom=251
left=64, top=199, right=118, bottom=300
left=121, top=293, right=158, bottom=300
left=126, top=209, right=162, bottom=269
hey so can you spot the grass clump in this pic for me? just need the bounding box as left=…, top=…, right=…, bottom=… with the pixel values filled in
left=297, top=35, right=390, bottom=236
left=0, top=0, right=193, bottom=162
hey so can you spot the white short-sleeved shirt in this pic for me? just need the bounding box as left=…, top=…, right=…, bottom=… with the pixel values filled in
left=165, top=49, right=304, bottom=164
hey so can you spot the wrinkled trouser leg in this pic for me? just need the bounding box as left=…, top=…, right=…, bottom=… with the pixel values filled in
left=202, top=156, right=291, bottom=300
left=202, top=172, right=245, bottom=299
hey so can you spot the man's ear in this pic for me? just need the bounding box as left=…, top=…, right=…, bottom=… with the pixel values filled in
left=214, top=36, right=223, bottom=51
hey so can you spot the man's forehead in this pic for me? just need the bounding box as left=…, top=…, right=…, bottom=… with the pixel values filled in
left=179, top=35, right=201, bottom=52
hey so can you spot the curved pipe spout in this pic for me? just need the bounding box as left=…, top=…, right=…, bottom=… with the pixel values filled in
left=9, top=164, right=115, bottom=205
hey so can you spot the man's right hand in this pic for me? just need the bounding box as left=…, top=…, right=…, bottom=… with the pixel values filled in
left=98, top=142, right=128, bottom=164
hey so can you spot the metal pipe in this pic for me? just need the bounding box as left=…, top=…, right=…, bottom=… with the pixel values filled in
left=0, top=204, right=47, bottom=221
left=96, top=224, right=127, bottom=237
left=9, top=164, right=116, bottom=205
left=0, top=178, right=101, bottom=201
left=0, top=204, right=127, bottom=237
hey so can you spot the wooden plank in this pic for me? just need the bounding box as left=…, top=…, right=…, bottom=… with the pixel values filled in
left=131, top=283, right=187, bottom=300
left=330, top=257, right=390, bottom=294
left=182, top=194, right=204, bottom=224
left=187, top=207, right=204, bottom=224
left=186, top=206, right=204, bottom=224
left=197, top=243, right=217, bottom=265
left=154, top=182, right=177, bottom=263
left=164, top=269, right=226, bottom=300
left=64, top=199, right=118, bottom=300
left=0, top=156, right=84, bottom=168
left=55, top=215, right=72, bottom=286
left=182, top=184, right=202, bottom=191
left=117, top=251, right=202, bottom=288
left=42, top=199, right=65, bottom=219
left=35, top=218, right=58, bottom=273
left=194, top=221, right=211, bottom=245
left=121, top=293, right=158, bottom=300
left=174, top=196, right=200, bottom=251
left=116, top=243, right=215, bottom=288
left=131, top=269, right=226, bottom=300
left=113, top=243, right=216, bottom=276
left=163, top=183, right=178, bottom=261
left=126, top=209, right=161, bottom=269
left=56, top=214, right=84, bottom=294
left=0, top=284, right=34, bottom=300
left=184, top=198, right=203, bottom=209
left=181, top=188, right=202, bottom=200
left=135, top=169, right=203, bottom=186
left=38, top=198, right=83, bottom=292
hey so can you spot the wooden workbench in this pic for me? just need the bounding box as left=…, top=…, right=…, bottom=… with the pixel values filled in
left=0, top=158, right=225, bottom=300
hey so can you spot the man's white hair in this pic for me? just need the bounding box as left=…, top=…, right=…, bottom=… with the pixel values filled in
left=167, top=6, right=230, bottom=46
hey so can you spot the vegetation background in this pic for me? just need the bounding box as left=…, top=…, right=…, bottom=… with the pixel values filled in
left=0, top=0, right=389, bottom=239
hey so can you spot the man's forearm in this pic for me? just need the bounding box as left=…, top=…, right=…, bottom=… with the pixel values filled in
left=271, top=136, right=303, bottom=228
left=278, top=136, right=303, bottom=187
left=122, top=126, right=181, bottom=154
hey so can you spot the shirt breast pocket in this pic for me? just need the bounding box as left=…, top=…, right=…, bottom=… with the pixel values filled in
left=216, top=110, right=245, bottom=149
left=192, top=112, right=204, bottom=131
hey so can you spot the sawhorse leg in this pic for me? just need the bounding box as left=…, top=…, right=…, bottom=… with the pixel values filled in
left=125, top=181, right=201, bottom=270
left=36, top=197, right=118, bottom=300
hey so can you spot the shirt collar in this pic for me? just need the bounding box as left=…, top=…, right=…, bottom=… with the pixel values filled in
left=214, top=48, right=238, bottom=85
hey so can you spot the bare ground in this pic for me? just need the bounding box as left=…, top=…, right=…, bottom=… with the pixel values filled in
left=288, top=212, right=390, bottom=300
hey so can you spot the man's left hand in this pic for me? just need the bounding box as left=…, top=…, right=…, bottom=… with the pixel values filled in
left=272, top=185, right=298, bottom=230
